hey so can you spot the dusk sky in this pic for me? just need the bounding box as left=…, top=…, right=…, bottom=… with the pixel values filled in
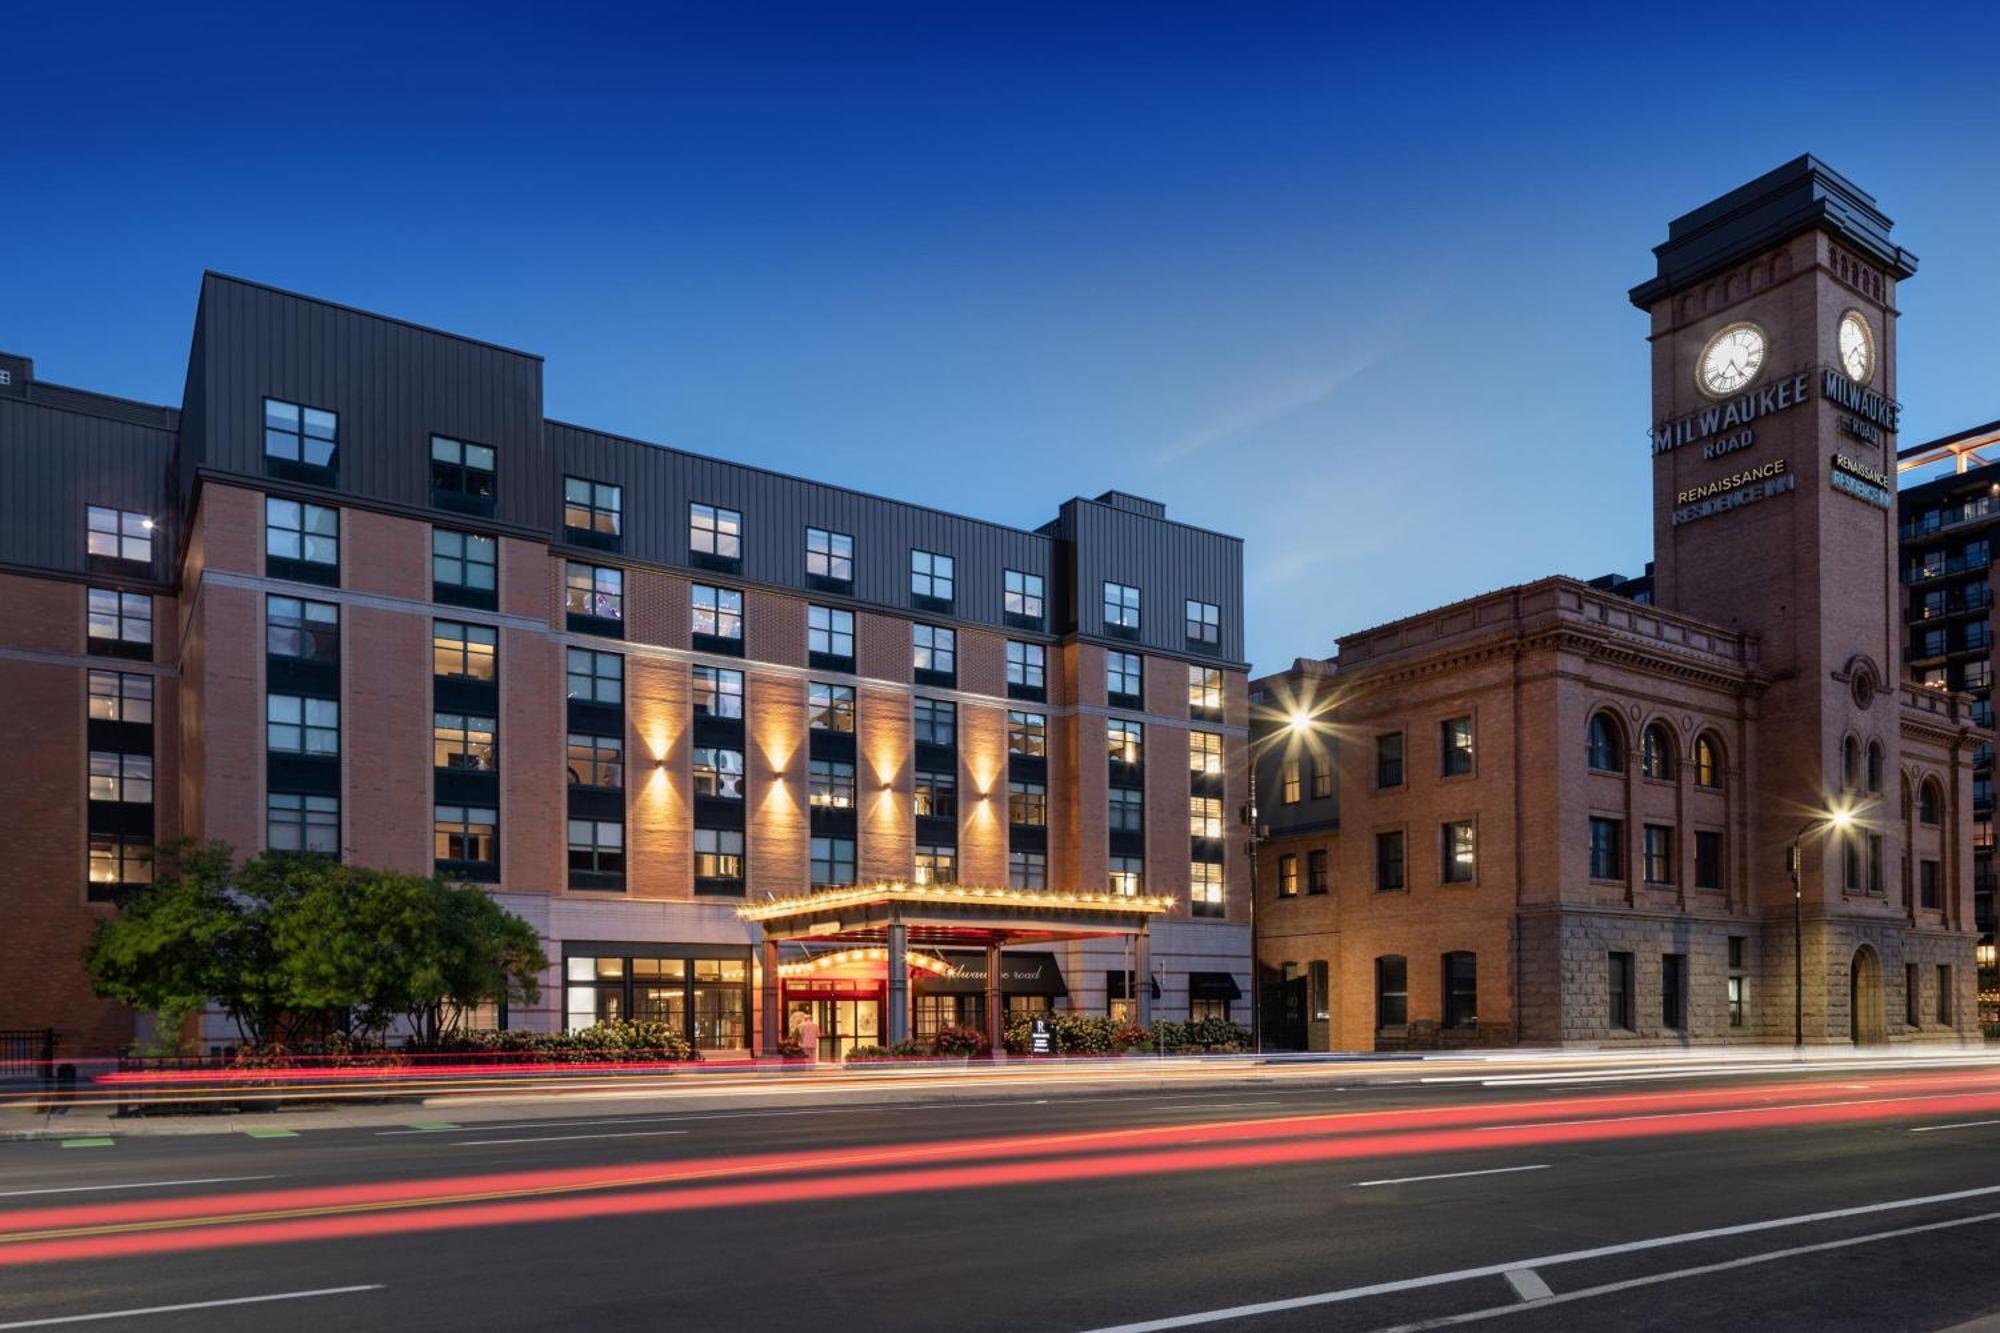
left=7, top=3, right=1999, bottom=671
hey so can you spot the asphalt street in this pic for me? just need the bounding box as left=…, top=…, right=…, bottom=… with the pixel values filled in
left=5, top=1058, right=2000, bottom=1332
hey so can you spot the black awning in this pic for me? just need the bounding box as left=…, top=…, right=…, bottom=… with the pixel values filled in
left=917, top=950, right=1068, bottom=997
left=1188, top=971, right=1243, bottom=1001
left=1104, top=969, right=1160, bottom=1000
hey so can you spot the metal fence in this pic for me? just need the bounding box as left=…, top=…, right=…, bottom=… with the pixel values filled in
left=0, top=1029, right=55, bottom=1082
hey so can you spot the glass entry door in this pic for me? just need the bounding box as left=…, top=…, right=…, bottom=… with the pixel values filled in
left=815, top=998, right=881, bottom=1060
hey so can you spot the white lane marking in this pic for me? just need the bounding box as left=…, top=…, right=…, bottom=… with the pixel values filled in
left=1073, top=1181, right=2000, bottom=1332
left=1909, top=1119, right=2000, bottom=1134
left=453, top=1129, right=692, bottom=1147
left=378, top=1094, right=1143, bottom=1136
left=1423, top=1055, right=2000, bottom=1087
left=1474, top=1094, right=1953, bottom=1131
left=0, top=1285, right=382, bottom=1329
left=1353, top=1165, right=1551, bottom=1189
left=1366, top=1207, right=2000, bottom=1331
left=1501, top=1269, right=1552, bottom=1303
left=0, top=1175, right=275, bottom=1199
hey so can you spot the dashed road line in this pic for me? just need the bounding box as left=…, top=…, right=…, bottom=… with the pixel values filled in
left=453, top=1129, right=693, bottom=1147
left=0, top=1284, right=383, bottom=1329
left=0, top=1176, right=275, bottom=1200
left=1352, top=1165, right=1551, bottom=1189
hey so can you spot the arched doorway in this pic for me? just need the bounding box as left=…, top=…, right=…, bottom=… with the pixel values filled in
left=1850, top=946, right=1884, bottom=1046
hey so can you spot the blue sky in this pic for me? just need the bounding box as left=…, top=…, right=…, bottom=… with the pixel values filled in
left=6, top=3, right=1999, bottom=671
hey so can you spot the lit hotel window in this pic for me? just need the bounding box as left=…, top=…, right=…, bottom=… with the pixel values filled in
left=1190, top=862, right=1224, bottom=918
left=435, top=622, right=497, bottom=681
left=809, top=682, right=855, bottom=732
left=567, top=562, right=624, bottom=621
left=692, top=583, right=743, bottom=640
left=693, top=747, right=745, bottom=799
left=563, top=477, right=622, bottom=536
left=1107, top=718, right=1142, bottom=766
left=1008, top=710, right=1047, bottom=757
left=916, top=844, right=956, bottom=884
left=87, top=670, right=153, bottom=723
left=1189, top=731, right=1223, bottom=776
left=1188, top=665, right=1223, bottom=714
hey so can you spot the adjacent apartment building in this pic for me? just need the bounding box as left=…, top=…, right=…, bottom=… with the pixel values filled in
left=1251, top=157, right=1984, bottom=1050
left=0, top=275, right=1251, bottom=1057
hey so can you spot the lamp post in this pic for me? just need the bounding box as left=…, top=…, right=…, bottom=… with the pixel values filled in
left=1786, top=807, right=1855, bottom=1052
left=1244, top=709, right=1314, bottom=1055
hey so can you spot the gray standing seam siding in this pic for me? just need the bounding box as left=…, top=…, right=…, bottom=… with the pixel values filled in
left=0, top=395, right=177, bottom=582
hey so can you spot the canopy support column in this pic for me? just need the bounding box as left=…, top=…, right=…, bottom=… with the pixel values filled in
left=985, top=940, right=1003, bottom=1054
left=1135, top=927, right=1153, bottom=1029
left=887, top=920, right=909, bottom=1046
left=760, top=938, right=781, bottom=1056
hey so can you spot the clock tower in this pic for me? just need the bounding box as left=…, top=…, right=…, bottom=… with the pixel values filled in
left=1630, top=157, right=1928, bottom=1040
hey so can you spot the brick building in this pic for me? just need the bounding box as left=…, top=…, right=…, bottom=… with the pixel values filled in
left=1252, top=157, right=1984, bottom=1050
left=0, top=275, right=1250, bottom=1058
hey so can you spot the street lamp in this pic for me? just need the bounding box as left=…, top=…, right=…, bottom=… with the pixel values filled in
left=1245, top=706, right=1322, bottom=1054
left=1786, top=806, right=1856, bottom=1052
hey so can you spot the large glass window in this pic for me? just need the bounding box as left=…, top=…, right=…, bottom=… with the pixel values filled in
left=268, top=792, right=338, bottom=854
left=1191, top=861, right=1224, bottom=917
left=1009, top=780, right=1047, bottom=827
left=809, top=758, right=856, bottom=809
left=1009, top=850, right=1047, bottom=890
left=913, top=624, right=956, bottom=674
left=1589, top=817, right=1624, bottom=879
left=88, top=751, right=153, bottom=803
left=267, top=595, right=339, bottom=661
left=566, top=649, right=624, bottom=704
left=693, top=747, right=745, bottom=799
left=430, top=436, right=495, bottom=501
left=567, top=734, right=623, bottom=788
left=434, top=712, right=497, bottom=771
left=434, top=530, right=497, bottom=593
left=1641, top=723, right=1675, bottom=780
left=1186, top=599, right=1220, bottom=644
left=89, top=833, right=153, bottom=889
left=1190, top=795, right=1224, bottom=839
left=911, top=550, right=955, bottom=601
left=811, top=836, right=856, bottom=887
left=88, top=589, right=151, bottom=647
left=692, top=584, right=743, bottom=639
left=690, top=503, right=742, bottom=558
left=1004, top=569, right=1043, bottom=619
left=266, top=498, right=338, bottom=567
left=914, top=768, right=956, bottom=819
left=1008, top=710, right=1047, bottom=757
left=692, top=665, right=743, bottom=718
left=87, top=670, right=153, bottom=724
left=267, top=694, right=339, bottom=755
left=1103, top=581, right=1140, bottom=629
left=263, top=398, right=337, bottom=467
left=1107, top=651, right=1142, bottom=699
left=567, top=819, right=624, bottom=875
left=808, top=605, right=854, bottom=658
left=1190, top=730, right=1223, bottom=776
left=435, top=805, right=497, bottom=864
left=1008, top=641, right=1045, bottom=690
left=1109, top=856, right=1144, bottom=896
left=915, top=844, right=956, bottom=885
left=914, top=698, right=956, bottom=746
left=1188, top=665, right=1223, bottom=714
left=809, top=682, right=855, bottom=732
left=806, top=527, right=853, bottom=581
left=566, top=563, right=624, bottom=621
left=87, top=506, right=152, bottom=562
left=435, top=622, right=497, bottom=680
left=1694, top=733, right=1724, bottom=788
left=1587, top=713, right=1623, bottom=772
left=1107, top=718, right=1142, bottom=765
left=563, top=477, right=622, bottom=535
left=1109, top=786, right=1143, bottom=833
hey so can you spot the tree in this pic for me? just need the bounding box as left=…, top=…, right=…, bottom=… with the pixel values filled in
left=85, top=844, right=548, bottom=1048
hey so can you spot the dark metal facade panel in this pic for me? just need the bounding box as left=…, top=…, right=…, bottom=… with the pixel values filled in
left=1058, top=497, right=1246, bottom=661
left=0, top=396, right=177, bottom=581
left=186, top=274, right=549, bottom=529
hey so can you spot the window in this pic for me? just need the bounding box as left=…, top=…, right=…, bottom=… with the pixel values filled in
left=1311, top=760, right=1333, bottom=800
left=1866, top=742, right=1884, bottom=794
left=1589, top=817, right=1624, bottom=880
left=1641, top=723, right=1675, bottom=780
left=434, top=805, right=497, bottom=864
left=1938, top=966, right=1954, bottom=1025
left=1308, top=849, right=1329, bottom=894
left=809, top=682, right=855, bottom=732
left=1842, top=736, right=1861, bottom=789
left=267, top=595, right=339, bottom=661
left=1694, top=733, right=1723, bottom=788
left=811, top=836, right=856, bottom=887
left=1277, top=853, right=1299, bottom=897
left=263, top=398, right=337, bottom=468
left=434, top=530, right=497, bottom=593
left=690, top=503, right=742, bottom=559
left=434, top=622, right=497, bottom=680
left=1108, top=718, right=1143, bottom=766
left=1643, top=824, right=1673, bottom=884
left=1189, top=665, right=1223, bottom=714
left=1441, top=717, right=1473, bottom=776
left=1375, top=956, right=1409, bottom=1030
left=1662, top=953, right=1688, bottom=1030
left=86, top=506, right=151, bottom=563
left=911, top=550, right=955, bottom=601
left=1009, top=850, right=1047, bottom=890
left=691, top=584, right=742, bottom=640
left=1109, top=856, right=1144, bottom=896
left=88, top=589, right=151, bottom=648
left=1191, top=861, right=1224, bottom=917
left=1103, top=581, right=1140, bottom=629
left=1727, top=976, right=1745, bottom=1028
left=806, top=527, right=853, bottom=581
left=1921, top=859, right=1941, bottom=909
left=914, top=698, right=956, bottom=746
left=566, top=649, right=624, bottom=704
left=914, top=768, right=956, bottom=819
left=1695, top=830, right=1723, bottom=890
left=568, top=820, right=624, bottom=875
left=808, top=758, right=856, bottom=809
left=1107, top=651, right=1142, bottom=700
left=434, top=713, right=496, bottom=771
left=1375, top=732, right=1404, bottom=788
left=914, top=624, right=956, bottom=674
left=268, top=792, right=338, bottom=854
left=567, top=734, right=623, bottom=788
left=1443, top=952, right=1478, bottom=1029
left=87, top=670, right=153, bottom=724
left=808, top=605, right=853, bottom=659
left=1310, top=959, right=1331, bottom=1021
left=89, top=833, right=152, bottom=890
left=1186, top=599, right=1220, bottom=644
left=1868, top=832, right=1885, bottom=895
left=915, top=845, right=956, bottom=885
left=1586, top=713, right=1623, bottom=772
left=1728, top=935, right=1746, bottom=970
left=691, top=665, right=743, bottom=718
left=693, top=747, right=745, bottom=799
left=267, top=694, right=338, bottom=755
left=1376, top=830, right=1405, bottom=891
left=1281, top=761, right=1302, bottom=804
left=1109, top=787, right=1144, bottom=833
left=265, top=498, right=338, bottom=567
left=1004, top=569, right=1044, bottom=620
left=1007, top=642, right=1045, bottom=690
left=1608, top=951, right=1636, bottom=1030
left=1190, top=731, right=1223, bottom=776
left=566, top=563, right=624, bottom=622
left=1009, top=710, right=1047, bottom=757
left=563, top=477, right=622, bottom=536
left=430, top=437, right=495, bottom=502
left=1442, top=821, right=1475, bottom=883
left=88, top=751, right=153, bottom=803
left=695, top=827, right=745, bottom=881
left=1842, top=830, right=1862, bottom=892
left=1907, top=963, right=1922, bottom=1026
left=1190, top=796, right=1224, bottom=839
left=1009, top=781, right=1047, bottom=827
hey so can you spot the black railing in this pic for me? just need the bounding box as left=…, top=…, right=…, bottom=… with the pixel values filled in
left=0, top=1028, right=55, bottom=1082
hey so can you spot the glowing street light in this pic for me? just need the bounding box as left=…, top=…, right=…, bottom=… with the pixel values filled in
left=1786, top=804, right=1863, bottom=1052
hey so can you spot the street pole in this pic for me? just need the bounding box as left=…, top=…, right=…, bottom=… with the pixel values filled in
left=1790, top=836, right=1804, bottom=1052
left=1245, top=765, right=1261, bottom=1054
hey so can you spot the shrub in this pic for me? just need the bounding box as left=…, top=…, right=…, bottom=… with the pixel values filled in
left=843, top=1044, right=893, bottom=1062
left=1002, top=1011, right=1125, bottom=1055
left=931, top=1026, right=989, bottom=1057
left=1113, top=1024, right=1151, bottom=1051
left=1153, top=1016, right=1251, bottom=1053
left=888, top=1041, right=928, bottom=1058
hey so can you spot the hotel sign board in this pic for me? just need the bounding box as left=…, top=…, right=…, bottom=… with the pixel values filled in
left=1672, top=459, right=1794, bottom=527
left=1831, top=453, right=1893, bottom=510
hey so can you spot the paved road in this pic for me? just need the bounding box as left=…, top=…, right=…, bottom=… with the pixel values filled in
left=5, top=1057, right=2000, bottom=1331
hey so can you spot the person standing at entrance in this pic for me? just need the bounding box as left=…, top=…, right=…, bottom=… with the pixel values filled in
left=794, top=1008, right=821, bottom=1063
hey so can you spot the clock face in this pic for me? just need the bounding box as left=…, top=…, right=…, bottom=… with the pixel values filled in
left=1697, top=322, right=1767, bottom=398
left=1839, top=310, right=1874, bottom=384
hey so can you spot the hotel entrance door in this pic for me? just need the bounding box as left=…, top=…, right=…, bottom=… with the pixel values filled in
left=814, top=998, right=880, bottom=1060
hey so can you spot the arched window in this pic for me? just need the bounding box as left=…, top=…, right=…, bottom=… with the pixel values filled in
left=1641, top=723, right=1676, bottom=781
left=1842, top=736, right=1861, bottom=790
left=1919, top=778, right=1944, bottom=827
left=1866, top=741, right=1884, bottom=794
left=1693, top=733, right=1723, bottom=789
left=1900, top=774, right=1913, bottom=822
left=1587, top=713, right=1623, bottom=773
left=1374, top=956, right=1408, bottom=1032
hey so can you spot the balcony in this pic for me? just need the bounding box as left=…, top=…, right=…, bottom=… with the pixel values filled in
left=1902, top=496, right=2000, bottom=541
left=1908, top=590, right=1995, bottom=623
